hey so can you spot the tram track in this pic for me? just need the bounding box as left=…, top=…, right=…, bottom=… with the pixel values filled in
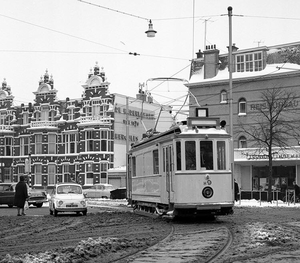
left=115, top=219, right=234, bottom=263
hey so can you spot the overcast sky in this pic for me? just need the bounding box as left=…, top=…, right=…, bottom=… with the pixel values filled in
left=0, top=0, right=299, bottom=111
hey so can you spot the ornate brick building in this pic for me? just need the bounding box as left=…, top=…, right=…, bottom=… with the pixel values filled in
left=0, top=63, right=173, bottom=190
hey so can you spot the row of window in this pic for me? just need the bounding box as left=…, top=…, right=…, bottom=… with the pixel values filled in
left=2, top=130, right=114, bottom=156
left=15, top=162, right=109, bottom=186
left=130, top=139, right=229, bottom=177
left=220, top=91, right=247, bottom=115
left=0, top=102, right=112, bottom=125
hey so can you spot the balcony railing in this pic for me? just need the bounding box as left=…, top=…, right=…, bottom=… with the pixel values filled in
left=80, top=115, right=113, bottom=124
left=30, top=121, right=58, bottom=128
left=0, top=125, right=14, bottom=131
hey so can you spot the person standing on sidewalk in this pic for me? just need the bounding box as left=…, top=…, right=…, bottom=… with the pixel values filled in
left=234, top=179, right=239, bottom=202
left=14, top=175, right=29, bottom=216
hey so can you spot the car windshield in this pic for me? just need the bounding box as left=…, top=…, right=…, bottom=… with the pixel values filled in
left=57, top=185, right=82, bottom=194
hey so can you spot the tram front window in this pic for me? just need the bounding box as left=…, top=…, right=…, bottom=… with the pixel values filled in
left=200, top=141, right=213, bottom=170
left=185, top=141, right=196, bottom=170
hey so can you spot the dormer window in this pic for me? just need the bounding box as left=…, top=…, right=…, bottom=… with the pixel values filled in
left=236, top=51, right=263, bottom=72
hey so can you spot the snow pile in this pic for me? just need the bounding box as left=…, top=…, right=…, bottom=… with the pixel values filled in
left=236, top=199, right=300, bottom=208
left=0, top=236, right=145, bottom=263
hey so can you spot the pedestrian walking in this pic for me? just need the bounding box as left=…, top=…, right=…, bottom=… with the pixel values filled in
left=293, top=181, right=300, bottom=199
left=14, top=175, right=29, bottom=216
left=234, top=179, right=239, bottom=202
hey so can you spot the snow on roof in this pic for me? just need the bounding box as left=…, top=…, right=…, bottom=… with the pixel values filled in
left=189, top=63, right=300, bottom=85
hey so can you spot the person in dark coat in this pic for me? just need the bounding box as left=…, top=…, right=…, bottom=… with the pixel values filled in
left=234, top=179, right=239, bottom=202
left=293, top=181, right=300, bottom=199
left=14, top=175, right=29, bottom=216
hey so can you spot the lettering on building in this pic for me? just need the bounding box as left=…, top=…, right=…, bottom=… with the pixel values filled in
left=114, top=106, right=154, bottom=119
left=114, top=134, right=138, bottom=142
left=249, top=100, right=299, bottom=111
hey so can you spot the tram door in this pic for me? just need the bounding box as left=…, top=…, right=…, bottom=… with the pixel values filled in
left=163, top=145, right=174, bottom=204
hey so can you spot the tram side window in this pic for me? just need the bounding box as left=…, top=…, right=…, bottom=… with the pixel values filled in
left=185, top=141, right=196, bottom=170
left=153, top=149, right=159, bottom=174
left=217, top=141, right=226, bottom=170
left=132, top=156, right=136, bottom=177
left=136, top=155, right=143, bottom=176
left=200, top=141, right=213, bottom=170
left=176, top=141, right=181, bottom=170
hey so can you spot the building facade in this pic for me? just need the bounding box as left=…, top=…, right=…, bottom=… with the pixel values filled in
left=186, top=42, right=300, bottom=196
left=0, top=63, right=173, bottom=190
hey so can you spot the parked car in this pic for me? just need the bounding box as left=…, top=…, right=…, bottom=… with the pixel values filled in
left=49, top=183, right=87, bottom=216
left=110, top=187, right=127, bottom=199
left=0, top=183, right=48, bottom=208
left=83, top=183, right=114, bottom=198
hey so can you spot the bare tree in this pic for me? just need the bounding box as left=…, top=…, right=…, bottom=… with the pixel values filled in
left=237, top=87, right=300, bottom=201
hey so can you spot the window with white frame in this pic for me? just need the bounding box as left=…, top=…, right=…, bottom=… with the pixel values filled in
left=239, top=136, right=247, bottom=148
left=18, top=165, right=25, bottom=176
left=49, top=110, right=55, bottom=121
left=63, top=164, right=70, bottom=182
left=35, top=164, right=42, bottom=185
left=68, top=107, right=75, bottom=120
left=69, top=133, right=76, bottom=153
left=4, top=168, right=12, bottom=181
left=35, top=134, right=43, bottom=154
left=236, top=52, right=263, bottom=72
left=92, top=102, right=101, bottom=117
left=238, top=98, right=247, bottom=115
left=86, top=130, right=93, bottom=151
left=48, top=164, right=56, bottom=185
left=20, top=137, right=30, bottom=156
left=101, top=130, right=107, bottom=151
left=63, top=133, right=77, bottom=154
left=86, top=163, right=93, bottom=184
left=0, top=112, right=6, bottom=125
left=220, top=90, right=227, bottom=103
left=48, top=134, right=56, bottom=154
left=41, top=105, right=49, bottom=121
left=5, top=137, right=12, bottom=156
left=35, top=111, right=41, bottom=121
left=23, top=112, right=29, bottom=125
left=100, top=162, right=108, bottom=183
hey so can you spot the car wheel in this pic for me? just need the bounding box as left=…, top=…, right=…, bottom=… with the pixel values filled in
left=54, top=209, right=58, bottom=217
left=8, top=204, right=13, bottom=208
left=83, top=210, right=87, bottom=216
left=35, top=203, right=43, bottom=208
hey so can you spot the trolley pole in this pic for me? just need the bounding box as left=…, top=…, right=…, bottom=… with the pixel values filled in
left=228, top=6, right=235, bottom=196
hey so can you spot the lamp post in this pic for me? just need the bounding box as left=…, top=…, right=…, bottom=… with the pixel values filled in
left=126, top=96, right=129, bottom=200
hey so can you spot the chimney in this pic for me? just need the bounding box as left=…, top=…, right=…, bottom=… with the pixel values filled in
left=203, top=44, right=219, bottom=79
left=227, top=43, right=239, bottom=52
left=196, top=50, right=203, bottom=59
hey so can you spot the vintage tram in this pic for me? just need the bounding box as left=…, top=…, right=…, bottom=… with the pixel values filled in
left=127, top=113, right=234, bottom=218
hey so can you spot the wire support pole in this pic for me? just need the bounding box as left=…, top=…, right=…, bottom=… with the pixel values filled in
left=228, top=6, right=235, bottom=186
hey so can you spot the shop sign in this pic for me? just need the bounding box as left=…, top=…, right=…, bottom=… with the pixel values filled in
left=242, top=151, right=300, bottom=160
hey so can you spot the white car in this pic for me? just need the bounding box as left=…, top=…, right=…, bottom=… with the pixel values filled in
left=83, top=183, right=114, bottom=198
left=49, top=183, right=87, bottom=216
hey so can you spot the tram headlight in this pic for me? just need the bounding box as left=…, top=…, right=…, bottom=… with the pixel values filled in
left=202, top=187, right=214, bottom=199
